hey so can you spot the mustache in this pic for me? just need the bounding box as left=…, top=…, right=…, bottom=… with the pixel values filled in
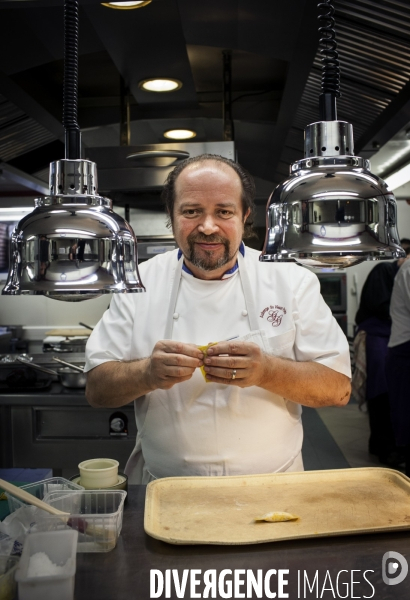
left=187, top=233, right=228, bottom=244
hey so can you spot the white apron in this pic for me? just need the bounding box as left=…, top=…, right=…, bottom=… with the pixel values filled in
left=124, top=252, right=304, bottom=484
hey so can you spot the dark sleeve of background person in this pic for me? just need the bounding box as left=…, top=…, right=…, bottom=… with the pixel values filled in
left=355, top=262, right=398, bottom=324
left=77, top=239, right=86, bottom=261
left=39, top=238, right=49, bottom=262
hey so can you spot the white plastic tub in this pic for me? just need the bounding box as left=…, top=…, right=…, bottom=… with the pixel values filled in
left=15, top=530, right=77, bottom=600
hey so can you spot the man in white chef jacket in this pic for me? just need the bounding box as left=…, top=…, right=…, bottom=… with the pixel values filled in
left=85, top=155, right=351, bottom=484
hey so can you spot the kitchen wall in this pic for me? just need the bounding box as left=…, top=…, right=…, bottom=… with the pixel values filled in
left=116, top=207, right=170, bottom=236
left=0, top=294, right=111, bottom=330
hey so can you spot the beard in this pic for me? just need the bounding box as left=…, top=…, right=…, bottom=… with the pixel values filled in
left=183, top=233, right=237, bottom=271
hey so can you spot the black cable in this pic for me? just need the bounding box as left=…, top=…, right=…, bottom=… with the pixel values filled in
left=317, top=0, right=340, bottom=121
left=232, top=89, right=277, bottom=104
left=222, top=50, right=234, bottom=141
left=63, top=0, right=81, bottom=159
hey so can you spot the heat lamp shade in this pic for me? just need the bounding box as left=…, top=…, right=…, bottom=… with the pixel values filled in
left=260, top=159, right=405, bottom=269
left=2, top=199, right=145, bottom=301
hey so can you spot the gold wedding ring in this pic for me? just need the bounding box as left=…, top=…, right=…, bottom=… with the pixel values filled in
left=231, top=369, right=237, bottom=380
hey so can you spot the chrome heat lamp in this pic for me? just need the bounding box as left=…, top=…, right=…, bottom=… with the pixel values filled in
left=2, top=0, right=145, bottom=300
left=260, top=0, right=405, bottom=268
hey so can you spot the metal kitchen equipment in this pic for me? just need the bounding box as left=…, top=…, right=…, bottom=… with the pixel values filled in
left=78, top=322, right=94, bottom=331
left=2, top=0, right=145, bottom=301
left=43, top=337, right=87, bottom=353
left=56, top=367, right=87, bottom=388
left=0, top=361, right=52, bottom=391
left=85, top=141, right=235, bottom=199
left=53, top=356, right=84, bottom=372
left=260, top=0, right=405, bottom=269
left=17, top=355, right=86, bottom=388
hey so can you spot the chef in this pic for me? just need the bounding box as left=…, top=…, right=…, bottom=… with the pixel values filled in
left=85, top=154, right=351, bottom=484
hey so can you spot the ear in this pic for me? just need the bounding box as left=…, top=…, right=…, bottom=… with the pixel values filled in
left=243, top=208, right=251, bottom=223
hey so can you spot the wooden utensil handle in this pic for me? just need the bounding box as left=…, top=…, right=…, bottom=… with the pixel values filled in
left=0, top=478, right=70, bottom=517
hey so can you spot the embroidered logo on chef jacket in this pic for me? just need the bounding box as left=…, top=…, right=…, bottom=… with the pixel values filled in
left=260, top=305, right=287, bottom=327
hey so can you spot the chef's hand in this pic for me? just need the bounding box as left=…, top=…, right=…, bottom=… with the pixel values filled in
left=146, top=340, right=204, bottom=390
left=203, top=340, right=269, bottom=387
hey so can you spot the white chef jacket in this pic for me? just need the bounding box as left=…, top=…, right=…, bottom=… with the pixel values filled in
left=85, top=246, right=351, bottom=483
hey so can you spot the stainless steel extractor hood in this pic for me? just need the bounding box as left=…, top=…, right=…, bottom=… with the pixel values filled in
left=85, top=141, right=236, bottom=195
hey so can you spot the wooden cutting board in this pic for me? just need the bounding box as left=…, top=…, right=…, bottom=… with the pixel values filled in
left=45, top=328, right=91, bottom=337
left=144, top=468, right=410, bottom=545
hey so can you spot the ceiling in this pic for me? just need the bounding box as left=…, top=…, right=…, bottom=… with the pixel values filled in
left=1, top=0, right=410, bottom=208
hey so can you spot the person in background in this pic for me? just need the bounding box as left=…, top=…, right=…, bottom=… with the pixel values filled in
left=354, top=239, right=410, bottom=467
left=38, top=235, right=49, bottom=278
left=386, top=245, right=410, bottom=476
left=68, top=241, right=78, bottom=261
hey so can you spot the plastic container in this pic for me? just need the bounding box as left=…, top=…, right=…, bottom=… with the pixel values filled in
left=6, top=477, right=84, bottom=515
left=15, top=530, right=77, bottom=600
left=0, top=555, right=19, bottom=600
left=37, top=489, right=127, bottom=552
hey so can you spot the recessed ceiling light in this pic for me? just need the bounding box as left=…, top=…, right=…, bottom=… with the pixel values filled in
left=101, top=1, right=152, bottom=9
left=139, top=79, right=182, bottom=93
left=164, top=129, right=196, bottom=140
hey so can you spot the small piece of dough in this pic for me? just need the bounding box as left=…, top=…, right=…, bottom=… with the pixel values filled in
left=254, top=511, right=299, bottom=522
left=198, top=342, right=217, bottom=380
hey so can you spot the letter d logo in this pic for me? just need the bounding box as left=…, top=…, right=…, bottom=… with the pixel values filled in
left=382, top=551, right=408, bottom=586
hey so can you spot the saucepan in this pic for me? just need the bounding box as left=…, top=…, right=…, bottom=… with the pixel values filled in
left=17, top=356, right=86, bottom=389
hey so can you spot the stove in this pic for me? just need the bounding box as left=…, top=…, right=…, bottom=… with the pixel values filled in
left=42, top=337, right=88, bottom=353
left=0, top=353, right=85, bottom=365
left=0, top=353, right=85, bottom=391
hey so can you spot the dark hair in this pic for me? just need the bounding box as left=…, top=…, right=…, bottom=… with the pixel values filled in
left=400, top=238, right=410, bottom=246
left=161, top=154, right=256, bottom=238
